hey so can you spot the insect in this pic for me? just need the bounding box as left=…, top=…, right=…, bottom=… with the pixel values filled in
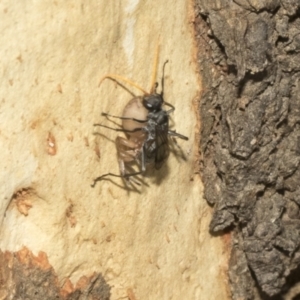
left=91, top=47, right=188, bottom=187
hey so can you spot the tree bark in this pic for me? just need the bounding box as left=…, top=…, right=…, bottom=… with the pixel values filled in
left=196, top=0, right=300, bottom=299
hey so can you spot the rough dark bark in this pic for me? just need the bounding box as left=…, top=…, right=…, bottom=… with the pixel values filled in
left=0, top=248, right=111, bottom=300
left=196, top=0, right=300, bottom=298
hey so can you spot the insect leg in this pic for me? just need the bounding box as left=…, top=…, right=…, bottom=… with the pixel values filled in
left=164, top=101, right=175, bottom=114
left=99, top=74, right=148, bottom=94
left=141, top=143, right=146, bottom=172
left=92, top=157, right=144, bottom=188
left=93, top=124, right=144, bottom=133
left=101, top=112, right=148, bottom=124
left=91, top=169, right=146, bottom=187
left=168, top=130, right=188, bottom=140
left=91, top=172, right=126, bottom=187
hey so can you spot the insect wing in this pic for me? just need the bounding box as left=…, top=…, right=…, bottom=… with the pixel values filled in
left=154, top=122, right=170, bottom=169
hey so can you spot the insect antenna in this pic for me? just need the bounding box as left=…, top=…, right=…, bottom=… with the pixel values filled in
left=149, top=41, right=160, bottom=93
left=160, top=60, right=169, bottom=98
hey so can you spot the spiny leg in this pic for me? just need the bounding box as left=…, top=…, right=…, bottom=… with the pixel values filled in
left=164, top=101, right=175, bottom=114
left=93, top=136, right=139, bottom=188
left=91, top=169, right=145, bottom=187
left=168, top=130, right=188, bottom=140
left=93, top=124, right=144, bottom=133
left=91, top=172, right=125, bottom=187
left=169, top=133, right=189, bottom=162
left=99, top=74, right=148, bottom=95
left=101, top=112, right=148, bottom=124
left=119, top=160, right=142, bottom=186
left=91, top=136, right=145, bottom=187
left=121, top=146, right=147, bottom=186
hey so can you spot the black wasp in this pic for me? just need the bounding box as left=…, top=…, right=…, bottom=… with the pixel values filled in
left=91, top=54, right=188, bottom=187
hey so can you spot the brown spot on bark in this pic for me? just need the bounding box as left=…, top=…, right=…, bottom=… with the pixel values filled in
left=11, top=188, right=33, bottom=216
left=57, top=84, right=63, bottom=93
left=65, top=203, right=77, bottom=228
left=47, top=132, right=57, bottom=155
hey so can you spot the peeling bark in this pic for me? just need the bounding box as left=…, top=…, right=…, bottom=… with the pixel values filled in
left=196, top=0, right=300, bottom=298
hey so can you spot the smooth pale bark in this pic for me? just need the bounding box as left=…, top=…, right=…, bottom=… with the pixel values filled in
left=0, top=1, right=229, bottom=299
